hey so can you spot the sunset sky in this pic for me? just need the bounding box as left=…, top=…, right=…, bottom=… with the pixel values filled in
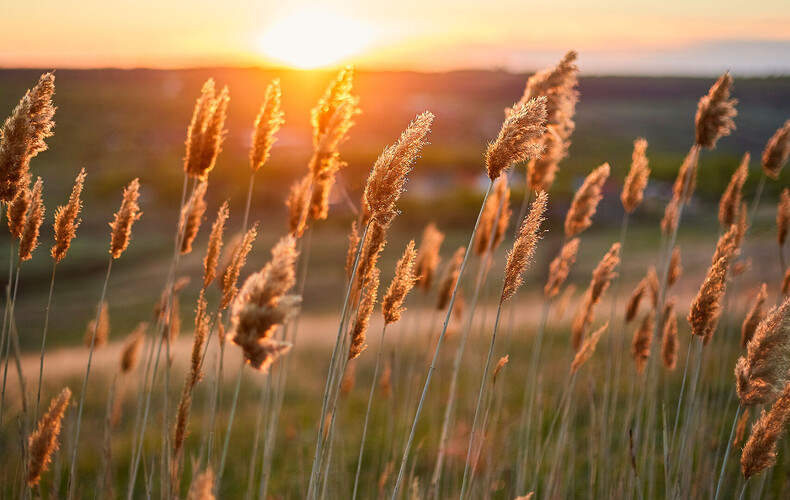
left=2, top=0, right=789, bottom=75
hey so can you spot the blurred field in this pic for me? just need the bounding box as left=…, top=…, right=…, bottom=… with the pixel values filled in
left=0, top=68, right=788, bottom=349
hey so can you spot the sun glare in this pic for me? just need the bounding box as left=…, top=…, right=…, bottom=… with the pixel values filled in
left=258, top=9, right=374, bottom=69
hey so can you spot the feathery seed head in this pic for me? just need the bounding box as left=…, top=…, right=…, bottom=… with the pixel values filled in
left=673, top=146, right=699, bottom=203
left=109, top=178, right=142, bottom=259
left=230, top=236, right=300, bottom=371
left=414, top=222, right=444, bottom=292
left=762, top=120, right=790, bottom=179
left=436, top=246, right=465, bottom=311
left=349, top=267, right=379, bottom=359
left=778, top=188, right=789, bottom=247
left=695, top=72, right=737, bottom=149
left=7, top=174, right=31, bottom=239
left=120, top=323, right=146, bottom=374
left=571, top=322, right=607, bottom=374
left=220, top=224, right=257, bottom=310
left=85, top=301, right=110, bottom=349
left=502, top=191, right=548, bottom=303
left=719, top=153, right=749, bottom=228
left=19, top=177, right=44, bottom=262
left=51, top=168, right=86, bottom=263
left=565, top=163, right=610, bottom=237
left=632, top=311, right=654, bottom=375
left=364, top=112, right=433, bottom=222
left=621, top=138, right=650, bottom=213
left=741, top=381, right=790, bottom=479
left=662, top=298, right=679, bottom=370
left=544, top=237, right=580, bottom=299
left=179, top=180, right=208, bottom=255
left=486, top=97, right=547, bottom=180
left=736, top=298, right=790, bottom=406
left=250, top=80, right=284, bottom=172
left=742, top=284, right=769, bottom=348
left=202, top=201, right=228, bottom=289
left=287, top=174, right=311, bottom=237
left=0, top=73, right=56, bottom=203
left=184, top=81, right=229, bottom=180
left=27, top=387, right=70, bottom=487
left=382, top=240, right=419, bottom=324
left=475, top=177, right=511, bottom=255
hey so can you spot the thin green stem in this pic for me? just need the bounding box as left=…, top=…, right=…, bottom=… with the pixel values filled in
left=67, top=255, right=113, bottom=500
left=307, top=220, right=371, bottom=499
left=215, top=357, right=246, bottom=494
left=714, top=404, right=742, bottom=500
left=352, top=324, right=388, bottom=500
left=34, top=262, right=57, bottom=421
left=460, top=301, right=504, bottom=499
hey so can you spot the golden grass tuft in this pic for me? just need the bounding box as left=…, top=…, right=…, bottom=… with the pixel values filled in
left=287, top=174, right=311, bottom=237
left=51, top=168, right=86, bottom=263
left=571, top=322, right=607, bottom=374
left=27, top=387, right=71, bottom=487
left=778, top=188, right=789, bottom=247
left=564, top=163, right=610, bottom=238
left=220, top=224, right=257, bottom=310
left=520, top=51, right=579, bottom=192
left=673, top=146, right=699, bottom=203
left=186, top=468, right=215, bottom=500
left=184, top=80, right=229, bottom=180
left=120, top=323, right=146, bottom=374
left=695, top=72, right=737, bottom=149
left=762, top=120, right=790, bottom=179
left=364, top=112, right=433, bottom=223
left=414, top=222, right=444, bottom=292
left=250, top=79, right=284, bottom=172
left=661, top=298, right=679, bottom=370
left=85, top=301, right=110, bottom=349
left=735, top=298, right=790, bottom=406
left=486, top=97, right=547, bottom=180
left=741, top=381, right=790, bottom=479
left=501, top=191, right=548, bottom=303
left=18, top=177, right=44, bottom=262
left=571, top=243, right=620, bottom=349
left=349, top=267, right=380, bottom=360
left=688, top=225, right=739, bottom=344
left=621, top=138, right=650, bottom=213
left=230, top=236, right=300, bottom=371
left=544, top=237, right=580, bottom=299
left=179, top=180, right=208, bottom=255
left=742, top=284, right=768, bottom=348
left=719, top=153, right=749, bottom=228
left=382, top=240, right=419, bottom=325
left=109, top=178, right=142, bottom=259
left=475, top=177, right=511, bottom=255
left=0, top=72, right=55, bottom=203
left=7, top=174, right=31, bottom=239
left=202, top=201, right=229, bottom=289
left=436, top=246, right=465, bottom=310
left=632, top=311, right=654, bottom=375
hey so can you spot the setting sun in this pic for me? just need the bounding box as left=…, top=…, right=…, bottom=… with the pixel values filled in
left=258, top=8, right=374, bottom=69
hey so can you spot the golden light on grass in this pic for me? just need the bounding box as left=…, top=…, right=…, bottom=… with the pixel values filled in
left=258, top=8, right=374, bottom=69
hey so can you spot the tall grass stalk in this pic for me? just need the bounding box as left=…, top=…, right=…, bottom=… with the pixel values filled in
left=215, top=357, right=246, bottom=493
left=352, top=324, right=388, bottom=500
left=431, top=178, right=508, bottom=496
left=67, top=255, right=113, bottom=499
left=714, top=403, right=742, bottom=499
left=127, top=173, right=190, bottom=497
left=392, top=178, right=494, bottom=499
left=307, top=220, right=371, bottom=499
left=459, top=303, right=504, bottom=499
left=33, top=263, right=57, bottom=420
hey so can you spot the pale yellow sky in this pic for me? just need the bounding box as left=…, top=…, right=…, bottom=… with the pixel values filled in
left=1, top=0, right=789, bottom=74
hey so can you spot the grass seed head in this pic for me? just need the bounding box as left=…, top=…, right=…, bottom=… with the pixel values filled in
left=762, top=120, right=790, bottom=179
left=27, top=387, right=71, bottom=487
left=52, top=168, right=86, bottom=262
left=695, top=72, right=737, bottom=149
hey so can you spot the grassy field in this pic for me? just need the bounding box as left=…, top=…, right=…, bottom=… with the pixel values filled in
left=0, top=66, right=789, bottom=499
